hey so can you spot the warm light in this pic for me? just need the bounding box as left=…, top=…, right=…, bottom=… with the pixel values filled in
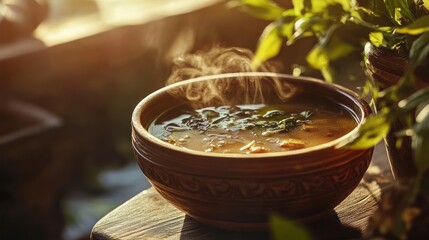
left=416, top=104, right=429, bottom=123
left=35, top=15, right=110, bottom=46
left=95, top=0, right=222, bottom=26
left=35, top=0, right=222, bottom=46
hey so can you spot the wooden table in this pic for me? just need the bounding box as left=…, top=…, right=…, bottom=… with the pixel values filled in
left=91, top=143, right=393, bottom=240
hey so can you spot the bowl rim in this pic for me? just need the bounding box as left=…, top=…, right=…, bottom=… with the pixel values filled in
left=132, top=72, right=370, bottom=158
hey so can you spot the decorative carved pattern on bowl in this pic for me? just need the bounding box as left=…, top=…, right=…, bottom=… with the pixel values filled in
left=135, top=151, right=371, bottom=201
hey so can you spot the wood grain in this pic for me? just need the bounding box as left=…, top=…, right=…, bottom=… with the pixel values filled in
left=91, top=144, right=392, bottom=240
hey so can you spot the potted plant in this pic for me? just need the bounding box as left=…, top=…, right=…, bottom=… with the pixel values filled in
left=232, top=0, right=429, bottom=238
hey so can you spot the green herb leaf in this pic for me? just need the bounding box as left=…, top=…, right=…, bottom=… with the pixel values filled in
left=321, top=67, right=335, bottom=83
left=311, top=0, right=351, bottom=13
left=413, top=104, right=429, bottom=175
left=253, top=22, right=283, bottom=68
left=379, top=70, right=416, bottom=105
left=233, top=0, right=285, bottom=20
left=396, top=15, right=429, bottom=35
left=409, top=32, right=429, bottom=66
left=338, top=111, right=393, bottom=149
left=322, top=35, right=356, bottom=61
left=258, top=110, right=312, bottom=133
left=398, top=87, right=429, bottom=112
left=292, top=0, right=310, bottom=16
left=333, top=0, right=352, bottom=11
left=277, top=117, right=297, bottom=131
left=306, top=36, right=355, bottom=81
left=263, top=110, right=285, bottom=118
left=384, top=0, right=416, bottom=26
left=319, top=23, right=341, bottom=47
left=270, top=214, right=312, bottom=240
left=300, top=110, right=312, bottom=118
left=369, top=31, right=384, bottom=47
left=287, top=16, right=326, bottom=45
left=306, top=44, right=329, bottom=70
left=280, top=19, right=298, bottom=39
left=355, top=0, right=391, bottom=24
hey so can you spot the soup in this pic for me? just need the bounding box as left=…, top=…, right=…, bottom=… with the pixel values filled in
left=149, top=96, right=357, bottom=154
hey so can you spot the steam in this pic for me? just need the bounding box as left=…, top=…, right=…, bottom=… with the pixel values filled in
left=166, top=47, right=297, bottom=108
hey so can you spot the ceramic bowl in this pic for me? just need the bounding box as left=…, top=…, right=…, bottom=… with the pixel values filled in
left=364, top=43, right=429, bottom=88
left=132, top=72, right=373, bottom=230
left=365, top=43, right=428, bottom=179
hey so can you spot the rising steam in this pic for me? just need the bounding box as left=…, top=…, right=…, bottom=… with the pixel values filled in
left=166, top=47, right=297, bottom=108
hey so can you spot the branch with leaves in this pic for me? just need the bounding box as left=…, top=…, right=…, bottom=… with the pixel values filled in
left=232, top=0, right=429, bottom=238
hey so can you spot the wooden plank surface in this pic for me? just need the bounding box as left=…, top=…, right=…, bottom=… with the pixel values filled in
left=91, top=143, right=392, bottom=240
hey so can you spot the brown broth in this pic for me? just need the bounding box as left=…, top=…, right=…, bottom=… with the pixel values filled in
left=149, top=96, right=357, bottom=154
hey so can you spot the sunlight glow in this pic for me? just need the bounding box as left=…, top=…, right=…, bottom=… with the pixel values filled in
left=35, top=0, right=222, bottom=46
left=416, top=104, right=429, bottom=123
left=95, top=0, right=222, bottom=26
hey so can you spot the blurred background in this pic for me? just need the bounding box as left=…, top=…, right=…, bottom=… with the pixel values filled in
left=0, top=0, right=315, bottom=239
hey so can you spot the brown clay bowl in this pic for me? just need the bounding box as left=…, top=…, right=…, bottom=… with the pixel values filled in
left=131, top=72, right=373, bottom=230
left=364, top=43, right=429, bottom=88
left=364, top=43, right=428, bottom=179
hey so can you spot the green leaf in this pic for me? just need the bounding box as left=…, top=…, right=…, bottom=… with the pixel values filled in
left=306, top=44, right=329, bottom=70
left=324, top=3, right=347, bottom=19
left=306, top=36, right=355, bottom=73
left=413, top=104, right=429, bottom=174
left=270, top=214, right=312, bottom=240
left=319, top=23, right=341, bottom=47
left=324, top=37, right=356, bottom=60
left=292, top=0, right=306, bottom=16
left=355, top=0, right=391, bottom=21
left=395, top=8, right=404, bottom=24
left=311, top=0, right=350, bottom=13
left=333, top=20, right=374, bottom=47
left=234, top=0, right=285, bottom=20
left=369, top=32, right=384, bottom=47
left=280, top=20, right=298, bottom=39
left=321, top=66, right=335, bottom=83
left=396, top=15, right=429, bottom=35
left=281, top=8, right=299, bottom=18
left=362, top=75, right=380, bottom=99
left=354, top=0, right=399, bottom=30
left=338, top=112, right=393, bottom=149
left=287, top=16, right=326, bottom=45
left=332, top=0, right=351, bottom=11
left=398, top=87, right=429, bottom=112
left=277, top=10, right=299, bottom=39
left=379, top=70, right=416, bottom=105
left=409, top=32, right=429, bottom=66
left=292, top=0, right=350, bottom=16
left=383, top=0, right=416, bottom=25
left=384, top=1, right=405, bottom=25
left=253, top=23, right=283, bottom=68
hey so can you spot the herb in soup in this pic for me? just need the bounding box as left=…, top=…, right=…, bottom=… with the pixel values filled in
left=149, top=98, right=357, bottom=154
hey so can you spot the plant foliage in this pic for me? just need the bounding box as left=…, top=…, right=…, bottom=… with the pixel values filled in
left=233, top=0, right=429, bottom=238
left=270, top=214, right=312, bottom=240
